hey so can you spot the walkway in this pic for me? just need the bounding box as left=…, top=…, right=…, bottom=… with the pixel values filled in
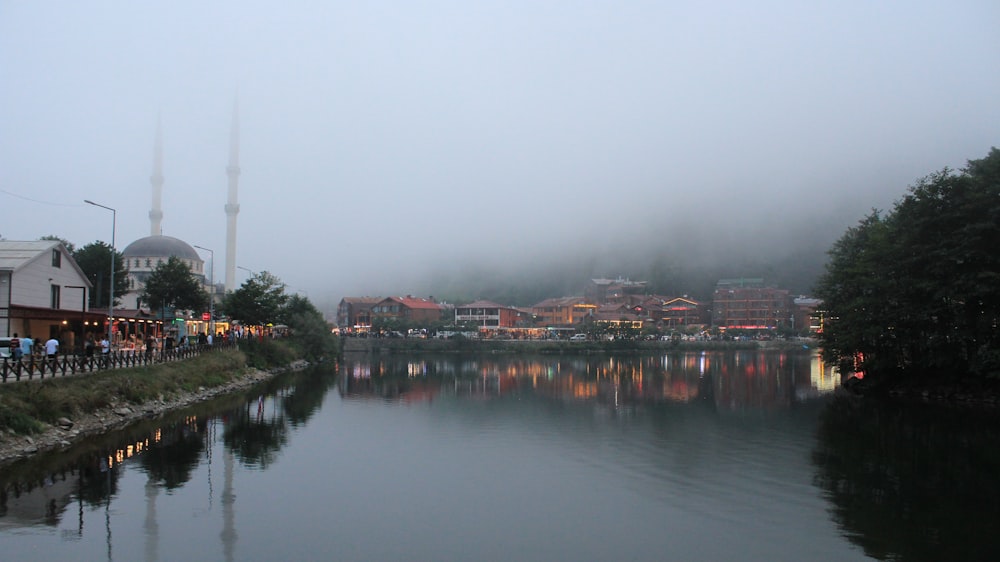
left=0, top=341, right=238, bottom=383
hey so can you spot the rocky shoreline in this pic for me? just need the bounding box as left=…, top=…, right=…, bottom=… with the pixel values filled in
left=0, top=359, right=309, bottom=467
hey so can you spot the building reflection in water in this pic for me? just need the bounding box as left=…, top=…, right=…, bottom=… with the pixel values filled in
left=0, top=365, right=337, bottom=559
left=338, top=350, right=839, bottom=415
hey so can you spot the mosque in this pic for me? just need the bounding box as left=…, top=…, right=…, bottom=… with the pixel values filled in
left=118, top=105, right=242, bottom=316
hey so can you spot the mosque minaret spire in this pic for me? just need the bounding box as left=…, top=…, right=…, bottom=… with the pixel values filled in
left=224, top=98, right=241, bottom=292
left=149, top=115, right=164, bottom=236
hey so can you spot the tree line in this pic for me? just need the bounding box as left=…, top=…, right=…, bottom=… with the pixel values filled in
left=816, top=147, right=1000, bottom=381
left=36, top=241, right=336, bottom=361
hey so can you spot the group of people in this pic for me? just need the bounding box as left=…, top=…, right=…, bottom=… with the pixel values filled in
left=5, top=328, right=235, bottom=363
left=6, top=332, right=111, bottom=361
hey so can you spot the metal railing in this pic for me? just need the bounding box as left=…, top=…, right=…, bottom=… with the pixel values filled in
left=0, top=341, right=238, bottom=383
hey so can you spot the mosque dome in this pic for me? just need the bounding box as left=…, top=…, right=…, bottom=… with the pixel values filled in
left=122, top=235, right=200, bottom=261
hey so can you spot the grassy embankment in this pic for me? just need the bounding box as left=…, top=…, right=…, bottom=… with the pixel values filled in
left=0, top=338, right=302, bottom=436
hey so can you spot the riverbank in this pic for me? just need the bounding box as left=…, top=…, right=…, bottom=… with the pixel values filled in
left=0, top=348, right=308, bottom=467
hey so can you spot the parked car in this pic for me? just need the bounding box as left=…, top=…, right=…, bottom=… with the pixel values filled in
left=569, top=334, right=588, bottom=341
left=0, top=337, right=11, bottom=358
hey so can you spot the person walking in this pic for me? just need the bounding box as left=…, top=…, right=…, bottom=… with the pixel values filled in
left=9, top=333, right=22, bottom=361
left=45, top=336, right=59, bottom=359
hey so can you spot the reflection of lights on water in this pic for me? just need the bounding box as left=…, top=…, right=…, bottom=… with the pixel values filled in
left=407, top=361, right=427, bottom=377
left=809, top=353, right=838, bottom=392
left=101, top=419, right=177, bottom=471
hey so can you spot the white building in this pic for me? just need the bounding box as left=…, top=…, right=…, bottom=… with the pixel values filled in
left=0, top=240, right=104, bottom=346
left=120, top=235, right=206, bottom=310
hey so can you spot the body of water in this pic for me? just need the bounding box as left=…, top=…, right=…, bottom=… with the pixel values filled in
left=1, top=350, right=998, bottom=561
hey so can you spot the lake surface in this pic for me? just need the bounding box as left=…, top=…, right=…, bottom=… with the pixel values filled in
left=2, top=350, right=999, bottom=561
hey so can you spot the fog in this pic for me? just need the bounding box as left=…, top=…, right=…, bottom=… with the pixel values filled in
left=2, top=2, right=998, bottom=310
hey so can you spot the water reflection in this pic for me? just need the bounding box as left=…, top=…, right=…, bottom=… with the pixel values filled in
left=813, top=396, right=1000, bottom=560
left=338, top=350, right=838, bottom=413
left=0, top=365, right=337, bottom=531
left=17, top=351, right=984, bottom=561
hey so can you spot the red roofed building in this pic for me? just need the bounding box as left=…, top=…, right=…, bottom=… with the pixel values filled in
left=336, top=297, right=382, bottom=331
left=531, top=297, right=597, bottom=327
left=372, top=296, right=446, bottom=324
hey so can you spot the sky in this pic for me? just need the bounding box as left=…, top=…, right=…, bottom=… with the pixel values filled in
left=2, top=1, right=998, bottom=311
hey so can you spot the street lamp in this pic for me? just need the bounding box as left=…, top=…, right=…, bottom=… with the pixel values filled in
left=237, top=265, right=256, bottom=280
left=193, top=245, right=215, bottom=338
left=84, top=199, right=116, bottom=348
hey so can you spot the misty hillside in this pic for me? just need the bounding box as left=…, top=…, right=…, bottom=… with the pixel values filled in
left=417, top=213, right=842, bottom=306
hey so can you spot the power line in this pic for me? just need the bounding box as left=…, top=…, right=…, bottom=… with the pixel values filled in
left=0, top=188, right=86, bottom=207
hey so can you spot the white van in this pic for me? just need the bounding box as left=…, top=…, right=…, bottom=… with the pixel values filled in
left=569, top=334, right=587, bottom=341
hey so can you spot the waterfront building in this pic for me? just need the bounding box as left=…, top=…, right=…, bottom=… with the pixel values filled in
left=336, top=297, right=382, bottom=333
left=531, top=296, right=597, bottom=327
left=0, top=240, right=105, bottom=346
left=371, top=296, right=446, bottom=324
left=711, top=278, right=792, bottom=331
left=454, top=300, right=527, bottom=329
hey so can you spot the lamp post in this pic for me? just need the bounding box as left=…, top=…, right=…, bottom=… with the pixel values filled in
left=193, top=245, right=215, bottom=338
left=237, top=265, right=255, bottom=280
left=84, top=199, right=116, bottom=348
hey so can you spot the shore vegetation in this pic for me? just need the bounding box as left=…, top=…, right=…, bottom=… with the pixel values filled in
left=816, top=147, right=1000, bottom=386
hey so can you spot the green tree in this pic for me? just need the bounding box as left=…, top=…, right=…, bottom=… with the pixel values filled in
left=816, top=148, right=1000, bottom=380
left=40, top=235, right=75, bottom=253
left=73, top=241, right=129, bottom=309
left=141, top=256, right=209, bottom=315
left=279, top=294, right=337, bottom=360
left=221, top=270, right=288, bottom=326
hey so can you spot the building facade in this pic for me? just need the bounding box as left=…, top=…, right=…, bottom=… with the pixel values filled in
left=454, top=300, right=526, bottom=329
left=120, top=235, right=207, bottom=310
left=0, top=240, right=105, bottom=346
left=371, top=296, right=445, bottom=324
left=336, top=297, right=382, bottom=332
left=711, top=278, right=792, bottom=330
left=531, top=297, right=597, bottom=327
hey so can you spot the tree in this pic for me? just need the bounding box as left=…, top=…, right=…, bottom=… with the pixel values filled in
left=279, top=294, right=337, bottom=360
left=73, top=241, right=128, bottom=309
left=816, top=148, right=1000, bottom=380
left=141, top=256, right=208, bottom=315
left=40, top=235, right=75, bottom=253
left=221, top=270, right=288, bottom=326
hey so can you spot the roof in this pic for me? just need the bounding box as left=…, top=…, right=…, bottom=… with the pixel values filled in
left=716, top=277, right=765, bottom=288
left=532, top=296, right=590, bottom=308
left=0, top=240, right=60, bottom=271
left=0, top=240, right=93, bottom=289
left=382, top=296, right=443, bottom=310
left=340, top=297, right=382, bottom=305
left=457, top=300, right=510, bottom=309
left=122, top=235, right=201, bottom=261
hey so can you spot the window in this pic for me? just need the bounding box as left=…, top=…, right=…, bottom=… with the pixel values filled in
left=51, top=285, right=61, bottom=309
left=52, top=249, right=61, bottom=267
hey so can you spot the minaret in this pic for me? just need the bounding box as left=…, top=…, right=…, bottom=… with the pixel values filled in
left=224, top=99, right=241, bottom=291
left=149, top=116, right=164, bottom=236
